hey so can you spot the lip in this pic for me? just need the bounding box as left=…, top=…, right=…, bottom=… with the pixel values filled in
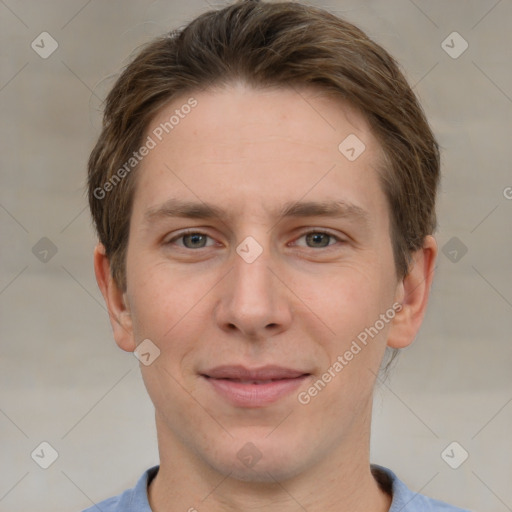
left=201, top=365, right=311, bottom=407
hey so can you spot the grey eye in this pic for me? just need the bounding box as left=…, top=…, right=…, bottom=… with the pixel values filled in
left=305, top=232, right=333, bottom=248
left=182, top=233, right=209, bottom=248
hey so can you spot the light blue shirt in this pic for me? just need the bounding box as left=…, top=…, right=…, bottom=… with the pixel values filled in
left=81, top=464, right=471, bottom=511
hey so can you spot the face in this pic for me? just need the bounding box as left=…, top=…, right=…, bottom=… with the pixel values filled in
left=118, top=84, right=405, bottom=482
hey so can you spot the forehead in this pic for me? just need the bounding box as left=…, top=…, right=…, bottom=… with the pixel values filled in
left=148, top=83, right=376, bottom=156
left=132, top=83, right=388, bottom=224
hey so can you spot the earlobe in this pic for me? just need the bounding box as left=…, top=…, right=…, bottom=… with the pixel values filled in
left=93, top=243, right=136, bottom=353
left=387, top=235, right=438, bottom=349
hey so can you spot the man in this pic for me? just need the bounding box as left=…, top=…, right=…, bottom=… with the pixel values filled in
left=85, top=1, right=470, bottom=510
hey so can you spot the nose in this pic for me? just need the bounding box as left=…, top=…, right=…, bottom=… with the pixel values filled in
left=214, top=240, right=293, bottom=340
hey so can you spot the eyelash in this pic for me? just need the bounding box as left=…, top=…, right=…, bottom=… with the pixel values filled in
left=165, top=229, right=345, bottom=250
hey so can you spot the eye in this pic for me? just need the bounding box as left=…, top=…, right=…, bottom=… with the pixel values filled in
left=166, top=231, right=216, bottom=249
left=293, top=230, right=344, bottom=249
left=165, top=229, right=344, bottom=251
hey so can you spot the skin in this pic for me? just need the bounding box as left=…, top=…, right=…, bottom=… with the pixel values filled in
left=94, top=83, right=437, bottom=512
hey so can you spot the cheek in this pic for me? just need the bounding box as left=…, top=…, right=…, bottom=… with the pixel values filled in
left=125, top=258, right=210, bottom=362
left=294, top=262, right=397, bottom=378
left=125, top=259, right=174, bottom=339
left=295, top=264, right=386, bottom=333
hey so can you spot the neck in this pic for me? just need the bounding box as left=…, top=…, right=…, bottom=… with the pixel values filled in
left=148, top=413, right=392, bottom=512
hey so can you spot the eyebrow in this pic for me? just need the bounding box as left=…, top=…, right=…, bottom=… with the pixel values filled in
left=144, top=198, right=369, bottom=225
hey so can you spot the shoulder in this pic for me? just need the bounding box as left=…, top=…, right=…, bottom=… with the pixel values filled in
left=80, top=466, right=159, bottom=512
left=371, top=464, right=472, bottom=512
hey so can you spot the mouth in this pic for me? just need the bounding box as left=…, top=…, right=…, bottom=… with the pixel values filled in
left=200, top=365, right=311, bottom=407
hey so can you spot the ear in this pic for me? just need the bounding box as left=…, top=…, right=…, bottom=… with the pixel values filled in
left=387, top=235, right=437, bottom=349
left=93, top=243, right=136, bottom=352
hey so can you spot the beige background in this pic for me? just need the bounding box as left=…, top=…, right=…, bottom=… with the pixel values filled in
left=1, top=1, right=511, bottom=511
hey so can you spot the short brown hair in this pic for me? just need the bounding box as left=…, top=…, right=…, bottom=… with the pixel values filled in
left=88, top=0, right=440, bottom=292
